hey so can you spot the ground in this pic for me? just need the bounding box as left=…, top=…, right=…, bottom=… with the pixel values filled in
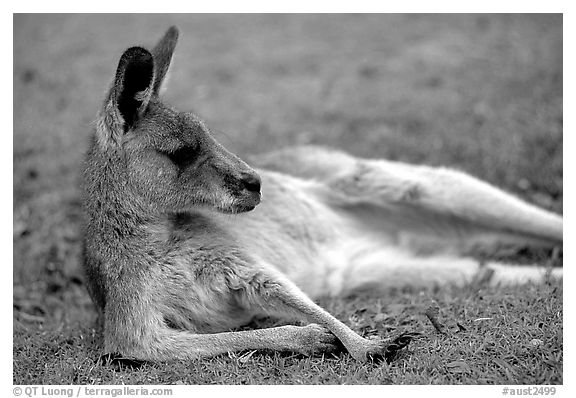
left=13, top=14, right=562, bottom=384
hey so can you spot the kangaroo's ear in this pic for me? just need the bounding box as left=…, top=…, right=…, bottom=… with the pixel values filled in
left=151, top=26, right=179, bottom=95
left=115, top=47, right=155, bottom=129
left=97, top=46, right=155, bottom=146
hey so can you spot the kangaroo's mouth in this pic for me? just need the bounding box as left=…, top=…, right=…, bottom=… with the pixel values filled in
left=235, top=203, right=258, bottom=213
left=236, top=191, right=261, bottom=213
left=217, top=190, right=261, bottom=214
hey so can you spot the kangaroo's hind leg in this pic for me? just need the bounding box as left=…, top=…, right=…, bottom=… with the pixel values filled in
left=254, top=145, right=562, bottom=256
left=327, top=157, right=562, bottom=255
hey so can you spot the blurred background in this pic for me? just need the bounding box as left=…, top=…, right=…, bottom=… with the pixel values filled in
left=13, top=14, right=562, bottom=331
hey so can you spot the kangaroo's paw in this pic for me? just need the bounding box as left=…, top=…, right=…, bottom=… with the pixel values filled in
left=347, top=332, right=421, bottom=363
left=297, top=324, right=342, bottom=357
left=346, top=338, right=389, bottom=362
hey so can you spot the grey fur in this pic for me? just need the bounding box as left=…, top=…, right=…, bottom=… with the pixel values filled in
left=83, top=27, right=562, bottom=363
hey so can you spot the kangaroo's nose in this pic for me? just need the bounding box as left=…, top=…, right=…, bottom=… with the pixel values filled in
left=241, top=173, right=262, bottom=193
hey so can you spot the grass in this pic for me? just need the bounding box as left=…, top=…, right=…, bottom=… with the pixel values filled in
left=14, top=282, right=562, bottom=384
left=13, top=14, right=562, bottom=384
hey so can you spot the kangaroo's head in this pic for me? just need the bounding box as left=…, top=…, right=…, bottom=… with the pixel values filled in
left=91, top=26, right=261, bottom=215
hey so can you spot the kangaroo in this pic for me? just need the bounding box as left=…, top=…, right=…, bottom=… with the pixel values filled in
left=82, top=26, right=563, bottom=363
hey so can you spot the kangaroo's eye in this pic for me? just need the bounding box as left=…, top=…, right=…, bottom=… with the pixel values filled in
left=164, top=145, right=197, bottom=167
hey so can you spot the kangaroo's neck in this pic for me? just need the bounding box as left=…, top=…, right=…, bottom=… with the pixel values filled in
left=83, top=146, right=167, bottom=252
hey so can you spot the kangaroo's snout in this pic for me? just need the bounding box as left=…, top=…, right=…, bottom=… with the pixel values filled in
left=209, top=143, right=263, bottom=213
left=240, top=173, right=262, bottom=194
left=230, top=170, right=262, bottom=213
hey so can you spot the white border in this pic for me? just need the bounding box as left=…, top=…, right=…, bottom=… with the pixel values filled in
left=6, top=4, right=572, bottom=395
